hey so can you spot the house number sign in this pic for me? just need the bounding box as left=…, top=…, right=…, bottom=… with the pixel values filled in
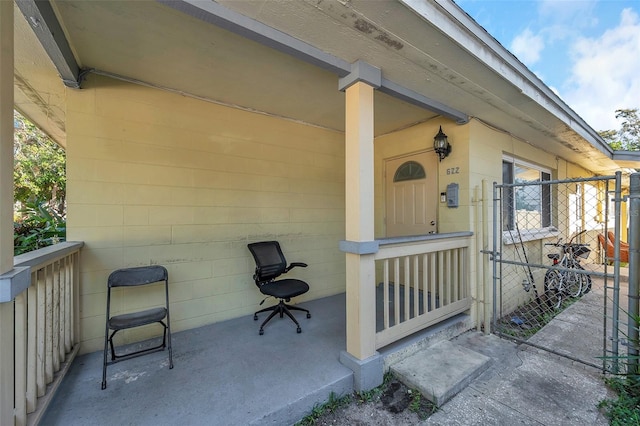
left=446, top=167, right=460, bottom=175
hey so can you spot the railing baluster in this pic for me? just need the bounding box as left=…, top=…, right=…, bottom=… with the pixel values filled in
left=438, top=251, right=444, bottom=306
left=445, top=250, right=452, bottom=305
left=430, top=253, right=436, bottom=311
left=53, top=261, right=60, bottom=372
left=37, top=269, right=46, bottom=397
left=27, top=283, right=37, bottom=413
left=453, top=249, right=459, bottom=302
left=72, top=252, right=79, bottom=343
left=393, top=258, right=400, bottom=326
left=422, top=254, right=428, bottom=314
left=413, top=255, right=419, bottom=318
left=15, top=292, right=27, bottom=425
left=463, top=247, right=468, bottom=298
left=45, top=264, right=53, bottom=384
left=64, top=256, right=71, bottom=354
left=403, top=256, right=410, bottom=321
left=383, top=260, right=389, bottom=330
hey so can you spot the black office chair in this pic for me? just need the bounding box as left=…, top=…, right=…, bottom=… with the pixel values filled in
left=248, top=241, right=311, bottom=335
left=101, top=265, right=173, bottom=389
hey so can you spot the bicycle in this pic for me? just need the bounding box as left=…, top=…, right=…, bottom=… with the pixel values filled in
left=543, top=230, right=592, bottom=309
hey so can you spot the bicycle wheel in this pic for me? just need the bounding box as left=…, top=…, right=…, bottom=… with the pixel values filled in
left=577, top=265, right=592, bottom=295
left=564, top=269, right=582, bottom=298
left=544, top=269, right=562, bottom=309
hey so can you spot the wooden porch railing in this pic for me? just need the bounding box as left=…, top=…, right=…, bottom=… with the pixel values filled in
left=0, top=242, right=83, bottom=426
left=374, top=233, right=472, bottom=349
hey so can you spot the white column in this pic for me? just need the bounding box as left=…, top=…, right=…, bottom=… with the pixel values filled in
left=0, top=2, right=15, bottom=424
left=0, top=0, right=13, bottom=272
left=344, top=81, right=376, bottom=360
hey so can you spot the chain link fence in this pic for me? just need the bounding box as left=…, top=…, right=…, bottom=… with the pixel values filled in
left=492, top=174, right=624, bottom=371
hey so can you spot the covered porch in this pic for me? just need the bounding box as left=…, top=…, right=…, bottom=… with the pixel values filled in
left=13, top=239, right=471, bottom=425
left=2, top=1, right=634, bottom=424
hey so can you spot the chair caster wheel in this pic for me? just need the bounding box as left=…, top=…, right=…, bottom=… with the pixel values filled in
left=306, top=313, right=311, bottom=318
left=254, top=314, right=258, bottom=321
left=297, top=327, right=301, bottom=334
left=259, top=329, right=264, bottom=335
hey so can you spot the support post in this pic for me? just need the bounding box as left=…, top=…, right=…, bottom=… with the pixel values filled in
left=343, top=81, right=376, bottom=360
left=628, top=173, right=640, bottom=374
left=0, top=2, right=14, bottom=424
left=337, top=61, right=382, bottom=392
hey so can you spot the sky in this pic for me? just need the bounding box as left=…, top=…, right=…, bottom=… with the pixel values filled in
left=455, top=0, right=640, bottom=132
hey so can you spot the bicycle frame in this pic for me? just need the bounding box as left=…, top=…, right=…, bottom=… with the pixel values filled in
left=543, top=230, right=592, bottom=309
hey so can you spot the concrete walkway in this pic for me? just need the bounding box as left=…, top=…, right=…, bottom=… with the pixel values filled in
left=422, top=277, right=618, bottom=425
left=424, top=332, right=613, bottom=425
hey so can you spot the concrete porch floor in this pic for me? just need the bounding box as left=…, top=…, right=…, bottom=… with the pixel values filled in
left=39, top=269, right=623, bottom=425
left=41, top=293, right=354, bottom=426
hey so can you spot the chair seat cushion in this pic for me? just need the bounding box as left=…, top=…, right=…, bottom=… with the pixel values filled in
left=260, top=279, right=309, bottom=299
left=109, top=307, right=167, bottom=330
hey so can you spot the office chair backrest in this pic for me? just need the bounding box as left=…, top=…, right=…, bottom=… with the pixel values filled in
left=108, top=265, right=168, bottom=288
left=248, top=241, right=287, bottom=283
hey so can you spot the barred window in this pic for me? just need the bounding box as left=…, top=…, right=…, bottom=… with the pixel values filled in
left=502, top=158, right=551, bottom=232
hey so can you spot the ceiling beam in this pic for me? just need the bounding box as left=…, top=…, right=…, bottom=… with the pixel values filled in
left=16, top=0, right=81, bottom=88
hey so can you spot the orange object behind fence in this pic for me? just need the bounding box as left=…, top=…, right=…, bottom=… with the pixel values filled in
left=598, top=233, right=629, bottom=263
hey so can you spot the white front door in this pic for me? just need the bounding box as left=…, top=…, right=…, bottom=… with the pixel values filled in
left=385, top=151, right=438, bottom=237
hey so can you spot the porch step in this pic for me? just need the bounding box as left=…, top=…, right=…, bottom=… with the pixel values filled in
left=380, top=313, right=473, bottom=369
left=390, top=340, right=491, bottom=406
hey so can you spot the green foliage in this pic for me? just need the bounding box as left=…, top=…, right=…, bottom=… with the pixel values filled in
left=599, top=377, right=640, bottom=425
left=354, top=371, right=394, bottom=404
left=13, top=111, right=66, bottom=255
left=600, top=108, right=640, bottom=152
left=14, top=110, right=66, bottom=216
left=408, top=388, right=437, bottom=420
left=13, top=198, right=66, bottom=256
left=296, top=372, right=437, bottom=425
left=295, top=391, right=352, bottom=426
left=599, top=308, right=640, bottom=424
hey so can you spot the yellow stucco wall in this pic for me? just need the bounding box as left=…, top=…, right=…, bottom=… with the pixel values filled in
left=66, top=75, right=346, bottom=353
left=467, top=119, right=598, bottom=321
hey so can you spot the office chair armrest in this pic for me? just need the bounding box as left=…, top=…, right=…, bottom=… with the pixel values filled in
left=286, top=262, right=307, bottom=272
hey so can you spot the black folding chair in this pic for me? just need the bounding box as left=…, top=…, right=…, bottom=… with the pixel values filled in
left=101, top=265, right=173, bottom=389
left=248, top=241, right=311, bottom=334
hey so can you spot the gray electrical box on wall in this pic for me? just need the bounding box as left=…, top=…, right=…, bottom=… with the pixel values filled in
left=446, top=183, right=459, bottom=208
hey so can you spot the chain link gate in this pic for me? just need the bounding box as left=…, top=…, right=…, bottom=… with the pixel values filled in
left=491, top=173, right=626, bottom=372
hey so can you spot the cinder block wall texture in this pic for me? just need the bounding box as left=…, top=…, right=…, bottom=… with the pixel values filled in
left=66, top=75, right=346, bottom=353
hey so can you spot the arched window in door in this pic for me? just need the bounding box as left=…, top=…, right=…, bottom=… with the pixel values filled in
left=393, top=161, right=426, bottom=182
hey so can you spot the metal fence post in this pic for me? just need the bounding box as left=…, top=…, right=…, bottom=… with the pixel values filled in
left=611, top=172, right=622, bottom=372
left=628, top=173, right=640, bottom=374
left=492, top=182, right=499, bottom=333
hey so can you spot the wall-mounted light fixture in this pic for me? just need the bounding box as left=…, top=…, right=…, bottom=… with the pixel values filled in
left=433, top=126, right=451, bottom=162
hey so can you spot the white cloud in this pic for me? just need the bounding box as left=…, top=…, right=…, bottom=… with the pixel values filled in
left=511, top=29, right=545, bottom=66
left=539, top=0, right=597, bottom=24
left=562, top=8, right=640, bottom=131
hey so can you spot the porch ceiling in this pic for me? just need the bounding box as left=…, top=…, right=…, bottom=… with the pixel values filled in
left=13, top=0, right=628, bottom=174
left=17, top=0, right=436, bottom=142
